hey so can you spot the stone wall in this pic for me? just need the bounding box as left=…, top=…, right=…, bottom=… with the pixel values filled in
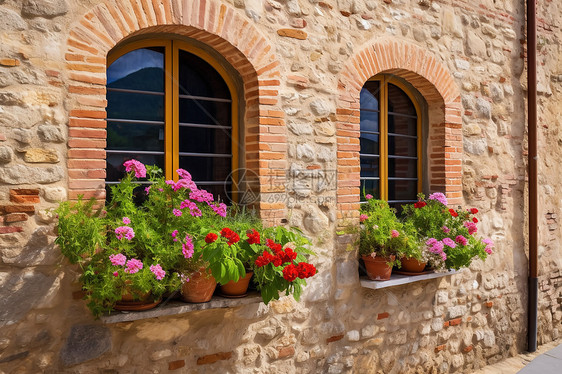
left=0, top=0, right=561, bottom=372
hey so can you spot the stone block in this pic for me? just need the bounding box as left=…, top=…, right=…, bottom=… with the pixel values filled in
left=336, top=260, right=358, bottom=286
left=23, top=148, right=59, bottom=163
left=0, top=165, right=63, bottom=184
left=168, top=360, right=185, bottom=370
left=37, top=124, right=64, bottom=143
left=277, top=29, right=307, bottom=40
left=0, top=8, right=27, bottom=31
left=22, top=0, right=69, bottom=18
left=0, top=145, right=13, bottom=163
left=0, top=270, right=56, bottom=326
left=60, top=324, right=111, bottom=366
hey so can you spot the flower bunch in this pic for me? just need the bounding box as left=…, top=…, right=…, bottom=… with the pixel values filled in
left=401, top=193, right=493, bottom=270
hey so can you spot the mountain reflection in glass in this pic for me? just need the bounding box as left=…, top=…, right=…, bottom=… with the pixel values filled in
left=106, top=47, right=165, bottom=182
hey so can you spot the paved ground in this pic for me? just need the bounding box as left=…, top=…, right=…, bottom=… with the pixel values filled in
left=472, top=340, right=562, bottom=374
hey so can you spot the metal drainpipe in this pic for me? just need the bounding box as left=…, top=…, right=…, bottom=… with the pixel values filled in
left=527, top=0, right=538, bottom=353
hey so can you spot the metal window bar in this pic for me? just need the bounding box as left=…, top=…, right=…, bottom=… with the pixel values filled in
left=178, top=122, right=232, bottom=130
left=107, top=87, right=164, bottom=96
left=388, top=111, right=417, bottom=119
left=178, top=94, right=232, bottom=103
left=388, top=132, right=417, bottom=139
left=178, top=152, right=232, bottom=158
left=107, top=118, right=165, bottom=125
left=106, top=150, right=165, bottom=155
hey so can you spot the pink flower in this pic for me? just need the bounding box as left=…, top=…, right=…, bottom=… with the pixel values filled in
left=209, top=202, right=227, bottom=217
left=180, top=199, right=202, bottom=217
left=173, top=209, right=182, bottom=217
left=365, top=194, right=373, bottom=200
left=482, top=238, right=494, bottom=254
left=109, top=253, right=127, bottom=266
left=463, top=221, right=478, bottom=235
left=442, top=226, right=450, bottom=234
left=360, top=214, right=369, bottom=223
left=189, top=189, right=214, bottom=203
left=172, top=229, right=178, bottom=242
left=113, top=271, right=119, bottom=277
left=150, top=264, right=166, bottom=280
left=165, top=180, right=175, bottom=187
left=391, top=230, right=400, bottom=238
left=176, top=168, right=192, bottom=181
left=122, top=217, right=131, bottom=225
left=182, top=235, right=194, bottom=259
left=144, top=186, right=151, bottom=195
left=428, top=192, right=448, bottom=206
left=123, top=159, right=146, bottom=178
left=124, top=258, right=143, bottom=274
left=442, top=237, right=456, bottom=248
left=455, top=235, right=468, bottom=246
left=115, top=226, right=135, bottom=240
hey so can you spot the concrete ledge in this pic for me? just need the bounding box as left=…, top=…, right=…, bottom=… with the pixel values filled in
left=101, top=292, right=263, bottom=324
left=360, top=270, right=460, bottom=290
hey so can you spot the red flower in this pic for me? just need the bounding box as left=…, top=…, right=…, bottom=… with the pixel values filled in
left=282, top=264, right=299, bottom=282
left=272, top=256, right=283, bottom=267
left=255, top=251, right=275, bottom=267
left=472, top=217, right=478, bottom=223
left=296, top=262, right=317, bottom=279
left=266, top=239, right=283, bottom=254
left=220, top=227, right=240, bottom=246
left=205, top=232, right=218, bottom=243
left=283, top=247, right=298, bottom=262
left=470, top=208, right=479, bottom=214
left=246, top=229, right=260, bottom=245
left=449, top=209, right=458, bottom=217
left=414, top=201, right=427, bottom=209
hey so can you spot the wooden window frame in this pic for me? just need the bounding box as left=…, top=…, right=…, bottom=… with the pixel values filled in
left=107, top=38, right=239, bottom=194
left=360, top=75, right=423, bottom=202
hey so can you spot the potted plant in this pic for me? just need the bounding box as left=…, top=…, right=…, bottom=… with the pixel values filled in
left=401, top=192, right=494, bottom=271
left=358, top=196, right=412, bottom=280
left=55, top=160, right=319, bottom=314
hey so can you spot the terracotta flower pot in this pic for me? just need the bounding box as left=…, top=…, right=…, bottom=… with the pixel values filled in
left=220, top=271, right=253, bottom=297
left=362, top=254, right=395, bottom=281
left=181, top=268, right=217, bottom=303
left=400, top=257, right=427, bottom=273
left=115, top=287, right=161, bottom=311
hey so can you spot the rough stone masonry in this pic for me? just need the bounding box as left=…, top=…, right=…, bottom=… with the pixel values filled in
left=0, top=0, right=561, bottom=373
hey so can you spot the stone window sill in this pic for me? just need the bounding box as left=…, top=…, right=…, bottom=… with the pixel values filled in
left=101, top=292, right=263, bottom=324
left=360, top=269, right=460, bottom=290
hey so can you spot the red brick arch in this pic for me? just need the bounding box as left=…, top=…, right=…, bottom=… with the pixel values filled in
left=336, top=39, right=462, bottom=224
left=64, top=0, right=285, bottom=224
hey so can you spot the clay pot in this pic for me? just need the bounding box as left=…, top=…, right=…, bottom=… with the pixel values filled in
left=181, top=268, right=217, bottom=303
left=400, top=257, right=427, bottom=273
left=362, top=254, right=395, bottom=281
left=115, top=287, right=161, bottom=311
left=220, top=271, right=253, bottom=297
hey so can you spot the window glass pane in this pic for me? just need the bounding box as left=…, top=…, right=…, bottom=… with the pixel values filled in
left=388, top=158, right=418, bottom=178
left=360, top=156, right=379, bottom=178
left=179, top=98, right=231, bottom=126
left=360, top=179, right=380, bottom=202
left=107, top=122, right=164, bottom=152
left=106, top=154, right=164, bottom=182
left=360, top=81, right=380, bottom=111
left=388, top=114, right=417, bottom=136
left=178, top=156, right=231, bottom=184
left=388, top=135, right=417, bottom=157
left=360, top=134, right=379, bottom=155
left=107, top=47, right=164, bottom=92
left=178, top=50, right=230, bottom=99
left=388, top=83, right=416, bottom=116
left=106, top=91, right=164, bottom=122
left=179, top=126, right=231, bottom=154
left=360, top=110, right=379, bottom=133
left=388, top=180, right=417, bottom=202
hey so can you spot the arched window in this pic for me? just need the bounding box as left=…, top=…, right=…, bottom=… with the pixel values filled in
left=360, top=76, right=422, bottom=205
left=105, top=39, right=238, bottom=201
